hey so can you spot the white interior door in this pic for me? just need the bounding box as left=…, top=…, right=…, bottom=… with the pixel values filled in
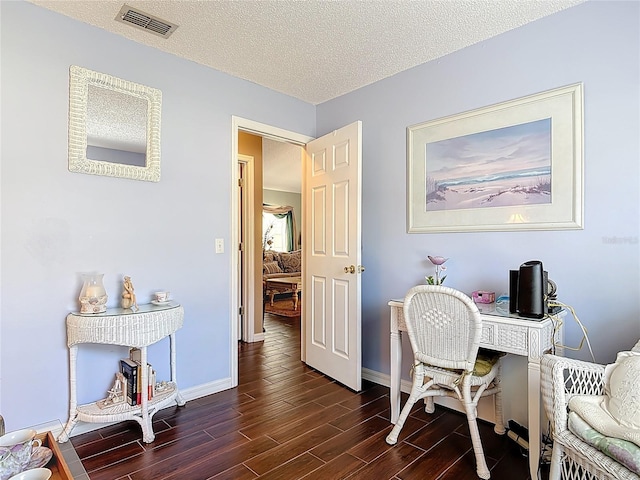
left=304, top=121, right=362, bottom=391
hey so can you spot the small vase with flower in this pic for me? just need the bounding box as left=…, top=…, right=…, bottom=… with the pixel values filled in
left=425, top=255, right=448, bottom=285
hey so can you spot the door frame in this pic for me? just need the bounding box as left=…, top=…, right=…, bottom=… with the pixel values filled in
left=238, top=154, right=254, bottom=344
left=231, top=116, right=314, bottom=385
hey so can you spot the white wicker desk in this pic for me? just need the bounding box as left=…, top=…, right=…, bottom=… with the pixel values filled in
left=58, top=303, right=186, bottom=444
left=389, top=300, right=563, bottom=480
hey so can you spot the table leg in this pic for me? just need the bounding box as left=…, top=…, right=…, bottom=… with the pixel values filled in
left=58, top=345, right=78, bottom=443
left=293, top=286, right=300, bottom=310
left=170, top=333, right=186, bottom=406
left=390, top=330, right=402, bottom=424
left=528, top=359, right=542, bottom=479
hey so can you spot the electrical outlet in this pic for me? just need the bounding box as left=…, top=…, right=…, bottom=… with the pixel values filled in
left=215, top=238, right=224, bottom=253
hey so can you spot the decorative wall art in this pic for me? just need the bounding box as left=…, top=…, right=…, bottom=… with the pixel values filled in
left=407, top=83, right=583, bottom=233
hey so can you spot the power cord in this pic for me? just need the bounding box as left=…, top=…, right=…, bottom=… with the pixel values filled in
left=547, top=301, right=596, bottom=363
left=535, top=421, right=555, bottom=479
left=507, top=420, right=529, bottom=458
left=540, top=425, right=554, bottom=464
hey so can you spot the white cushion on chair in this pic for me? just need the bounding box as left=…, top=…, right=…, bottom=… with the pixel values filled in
left=568, top=411, right=640, bottom=474
left=569, top=350, right=640, bottom=447
left=605, top=351, right=640, bottom=429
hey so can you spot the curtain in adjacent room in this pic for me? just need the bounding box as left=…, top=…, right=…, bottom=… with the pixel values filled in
left=263, top=204, right=297, bottom=251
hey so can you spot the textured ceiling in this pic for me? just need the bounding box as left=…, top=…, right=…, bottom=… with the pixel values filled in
left=263, top=139, right=303, bottom=194
left=28, top=0, right=584, bottom=105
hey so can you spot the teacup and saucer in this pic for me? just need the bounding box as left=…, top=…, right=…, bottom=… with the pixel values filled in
left=0, top=429, right=43, bottom=480
left=152, top=291, right=171, bottom=305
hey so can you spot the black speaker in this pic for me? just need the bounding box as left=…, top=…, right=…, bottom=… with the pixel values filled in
left=516, top=260, right=545, bottom=319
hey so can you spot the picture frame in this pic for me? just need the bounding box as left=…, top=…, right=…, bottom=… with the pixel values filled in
left=407, top=83, right=583, bottom=233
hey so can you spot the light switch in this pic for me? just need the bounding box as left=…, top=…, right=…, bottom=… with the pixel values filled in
left=215, top=238, right=224, bottom=253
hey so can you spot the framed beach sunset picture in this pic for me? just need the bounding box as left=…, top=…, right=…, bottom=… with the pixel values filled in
left=407, top=83, right=583, bottom=233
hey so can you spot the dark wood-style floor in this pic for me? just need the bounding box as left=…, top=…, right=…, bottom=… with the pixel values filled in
left=71, top=313, right=543, bottom=479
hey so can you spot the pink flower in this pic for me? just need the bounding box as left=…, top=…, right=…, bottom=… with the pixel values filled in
left=428, top=256, right=448, bottom=266
left=426, top=255, right=448, bottom=285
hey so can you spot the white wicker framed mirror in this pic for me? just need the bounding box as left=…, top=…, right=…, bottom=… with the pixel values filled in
left=68, top=65, right=162, bottom=182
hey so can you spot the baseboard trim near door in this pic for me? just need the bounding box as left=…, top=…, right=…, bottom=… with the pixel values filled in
left=362, top=367, right=415, bottom=396
left=362, top=367, right=395, bottom=389
left=252, top=332, right=265, bottom=342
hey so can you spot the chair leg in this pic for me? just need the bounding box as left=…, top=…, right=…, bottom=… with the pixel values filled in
left=385, top=393, right=416, bottom=445
left=548, top=444, right=562, bottom=480
left=493, top=369, right=506, bottom=435
left=386, top=370, right=424, bottom=445
left=464, top=402, right=491, bottom=479
left=424, top=397, right=435, bottom=414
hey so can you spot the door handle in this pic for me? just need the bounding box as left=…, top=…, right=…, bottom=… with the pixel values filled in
left=344, top=265, right=365, bottom=274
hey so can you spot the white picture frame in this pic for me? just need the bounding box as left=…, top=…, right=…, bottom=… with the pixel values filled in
left=407, top=83, right=583, bottom=233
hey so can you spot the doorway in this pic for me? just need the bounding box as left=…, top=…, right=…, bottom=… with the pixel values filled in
left=232, top=117, right=363, bottom=392
left=231, top=117, right=313, bottom=387
left=262, top=138, right=303, bottom=323
left=241, top=139, right=305, bottom=336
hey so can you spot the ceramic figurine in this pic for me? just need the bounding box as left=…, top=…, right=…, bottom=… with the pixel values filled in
left=121, top=276, right=138, bottom=311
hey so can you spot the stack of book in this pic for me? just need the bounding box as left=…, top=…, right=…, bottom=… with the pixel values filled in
left=119, top=348, right=156, bottom=406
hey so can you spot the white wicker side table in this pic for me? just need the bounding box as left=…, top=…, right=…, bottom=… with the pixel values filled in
left=58, top=303, right=186, bottom=444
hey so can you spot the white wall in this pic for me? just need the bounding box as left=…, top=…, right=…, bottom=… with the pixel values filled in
left=317, top=0, right=640, bottom=425
left=0, top=1, right=315, bottom=431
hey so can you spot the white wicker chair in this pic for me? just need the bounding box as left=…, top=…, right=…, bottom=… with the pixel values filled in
left=385, top=285, right=505, bottom=479
left=541, top=342, right=640, bottom=480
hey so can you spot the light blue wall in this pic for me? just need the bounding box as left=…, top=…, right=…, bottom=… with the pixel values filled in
left=317, top=0, right=640, bottom=399
left=0, top=1, right=315, bottom=430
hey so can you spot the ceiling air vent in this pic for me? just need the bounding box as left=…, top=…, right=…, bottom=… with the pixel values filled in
left=115, top=4, right=178, bottom=38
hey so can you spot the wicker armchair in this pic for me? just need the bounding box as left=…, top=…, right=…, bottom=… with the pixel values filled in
left=541, top=346, right=640, bottom=480
left=385, top=285, right=505, bottom=479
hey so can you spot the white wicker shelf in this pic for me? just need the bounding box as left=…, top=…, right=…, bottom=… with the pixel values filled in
left=76, top=382, right=178, bottom=421
left=58, top=303, right=186, bottom=444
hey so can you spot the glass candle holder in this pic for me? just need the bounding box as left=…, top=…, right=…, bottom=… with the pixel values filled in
left=79, top=272, right=108, bottom=313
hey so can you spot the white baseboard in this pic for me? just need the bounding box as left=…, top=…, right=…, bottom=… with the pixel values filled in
left=33, top=420, right=66, bottom=438
left=362, top=367, right=412, bottom=391
left=181, top=377, right=234, bottom=402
